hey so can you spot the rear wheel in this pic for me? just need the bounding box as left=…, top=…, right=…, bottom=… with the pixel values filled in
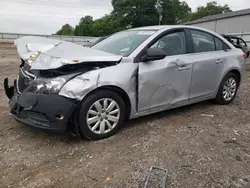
left=215, top=72, right=239, bottom=105
left=247, top=51, right=249, bottom=58
left=78, top=89, right=126, bottom=140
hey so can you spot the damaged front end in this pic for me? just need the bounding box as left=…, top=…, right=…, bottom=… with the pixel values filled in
left=4, top=36, right=122, bottom=135
left=4, top=59, right=81, bottom=134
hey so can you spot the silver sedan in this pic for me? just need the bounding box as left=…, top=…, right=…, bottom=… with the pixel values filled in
left=4, top=25, right=246, bottom=140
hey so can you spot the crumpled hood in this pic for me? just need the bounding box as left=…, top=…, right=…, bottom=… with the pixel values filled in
left=15, top=36, right=122, bottom=70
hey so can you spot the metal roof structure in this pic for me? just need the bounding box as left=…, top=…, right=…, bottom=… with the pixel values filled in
left=185, top=8, right=250, bottom=25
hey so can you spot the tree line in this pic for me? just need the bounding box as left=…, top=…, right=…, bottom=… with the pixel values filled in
left=55, top=1, right=231, bottom=37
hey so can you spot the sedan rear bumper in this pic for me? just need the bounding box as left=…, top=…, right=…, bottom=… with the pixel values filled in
left=4, top=78, right=77, bottom=134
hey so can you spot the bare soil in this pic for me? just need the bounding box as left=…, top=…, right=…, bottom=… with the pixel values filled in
left=1, top=44, right=250, bottom=188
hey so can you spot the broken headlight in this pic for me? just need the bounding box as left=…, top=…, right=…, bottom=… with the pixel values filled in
left=24, top=77, right=67, bottom=94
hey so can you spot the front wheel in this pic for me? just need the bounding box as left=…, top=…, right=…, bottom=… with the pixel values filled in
left=78, top=89, right=126, bottom=140
left=215, top=72, right=239, bottom=105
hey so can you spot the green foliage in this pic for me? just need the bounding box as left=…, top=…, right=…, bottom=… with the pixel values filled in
left=55, top=0, right=231, bottom=36
left=56, top=24, right=74, bottom=35
left=162, top=0, right=192, bottom=24
left=111, top=0, right=191, bottom=26
left=91, top=15, right=126, bottom=37
left=112, top=0, right=159, bottom=27
left=191, top=1, right=231, bottom=21
left=74, top=16, right=94, bottom=36
left=74, top=15, right=125, bottom=36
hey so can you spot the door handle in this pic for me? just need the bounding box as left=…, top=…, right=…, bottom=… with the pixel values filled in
left=216, top=59, right=224, bottom=64
left=177, top=64, right=190, bottom=71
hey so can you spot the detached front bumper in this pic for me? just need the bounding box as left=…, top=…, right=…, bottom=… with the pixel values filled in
left=4, top=78, right=77, bottom=134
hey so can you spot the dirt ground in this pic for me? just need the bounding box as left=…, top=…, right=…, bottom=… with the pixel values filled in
left=1, top=44, right=250, bottom=188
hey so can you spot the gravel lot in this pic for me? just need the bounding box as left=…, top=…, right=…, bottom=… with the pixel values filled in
left=1, top=44, right=250, bottom=188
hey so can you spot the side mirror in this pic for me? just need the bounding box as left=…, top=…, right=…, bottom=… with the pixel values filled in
left=143, top=48, right=166, bottom=62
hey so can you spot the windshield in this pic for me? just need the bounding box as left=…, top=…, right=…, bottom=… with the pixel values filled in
left=92, top=30, right=156, bottom=57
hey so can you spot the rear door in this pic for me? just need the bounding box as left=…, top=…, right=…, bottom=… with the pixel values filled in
left=188, top=29, right=229, bottom=100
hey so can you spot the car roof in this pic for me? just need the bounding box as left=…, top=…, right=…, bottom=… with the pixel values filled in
left=222, top=34, right=235, bottom=37
left=222, top=35, right=246, bottom=41
left=129, top=25, right=216, bottom=32
left=129, top=25, right=175, bottom=31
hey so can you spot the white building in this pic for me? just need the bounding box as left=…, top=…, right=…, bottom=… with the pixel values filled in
left=185, top=8, right=250, bottom=44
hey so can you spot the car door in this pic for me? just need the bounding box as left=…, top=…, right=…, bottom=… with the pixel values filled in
left=188, top=29, right=227, bottom=100
left=138, top=29, right=193, bottom=113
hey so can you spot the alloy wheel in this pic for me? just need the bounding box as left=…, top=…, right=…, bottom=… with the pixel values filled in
left=223, top=77, right=237, bottom=101
left=86, top=98, right=120, bottom=134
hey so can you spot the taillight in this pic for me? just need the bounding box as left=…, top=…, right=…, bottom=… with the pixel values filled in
left=243, top=53, right=247, bottom=62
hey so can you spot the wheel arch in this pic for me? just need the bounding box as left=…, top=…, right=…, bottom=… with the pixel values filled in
left=221, top=68, right=242, bottom=84
left=81, top=85, right=132, bottom=120
left=215, top=68, right=242, bottom=96
left=215, top=68, right=241, bottom=104
left=228, top=69, right=241, bottom=83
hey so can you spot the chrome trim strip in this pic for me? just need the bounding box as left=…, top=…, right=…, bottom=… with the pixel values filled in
left=23, top=69, right=36, bottom=79
left=16, top=75, right=21, bottom=94
left=20, top=68, right=32, bottom=80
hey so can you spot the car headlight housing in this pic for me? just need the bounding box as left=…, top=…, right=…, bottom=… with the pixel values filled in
left=24, top=77, right=68, bottom=94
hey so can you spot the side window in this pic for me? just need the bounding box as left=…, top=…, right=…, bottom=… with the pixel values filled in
left=239, top=38, right=246, bottom=47
left=191, top=30, right=215, bottom=53
left=150, top=31, right=186, bottom=56
left=231, top=38, right=238, bottom=45
left=214, top=37, right=223, bottom=51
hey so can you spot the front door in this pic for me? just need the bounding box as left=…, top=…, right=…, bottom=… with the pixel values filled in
left=138, top=30, right=193, bottom=113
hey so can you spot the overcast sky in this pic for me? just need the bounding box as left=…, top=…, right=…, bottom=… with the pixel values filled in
left=1, top=0, right=249, bottom=34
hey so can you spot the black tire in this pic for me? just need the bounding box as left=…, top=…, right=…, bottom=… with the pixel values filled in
left=215, top=72, right=239, bottom=105
left=78, top=89, right=126, bottom=140
left=247, top=51, right=249, bottom=58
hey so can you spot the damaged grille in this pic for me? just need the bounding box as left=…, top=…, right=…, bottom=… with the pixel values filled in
left=17, top=68, right=35, bottom=93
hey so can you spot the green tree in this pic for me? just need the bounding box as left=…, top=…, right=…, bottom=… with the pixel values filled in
left=79, top=15, right=93, bottom=24
left=74, top=16, right=94, bottom=36
left=73, top=15, right=125, bottom=36
left=112, top=0, right=159, bottom=27
left=55, top=0, right=232, bottom=36
left=161, top=0, right=191, bottom=24
left=56, top=24, right=74, bottom=35
left=91, top=15, right=125, bottom=37
left=191, top=1, right=231, bottom=21
left=111, top=0, right=191, bottom=27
